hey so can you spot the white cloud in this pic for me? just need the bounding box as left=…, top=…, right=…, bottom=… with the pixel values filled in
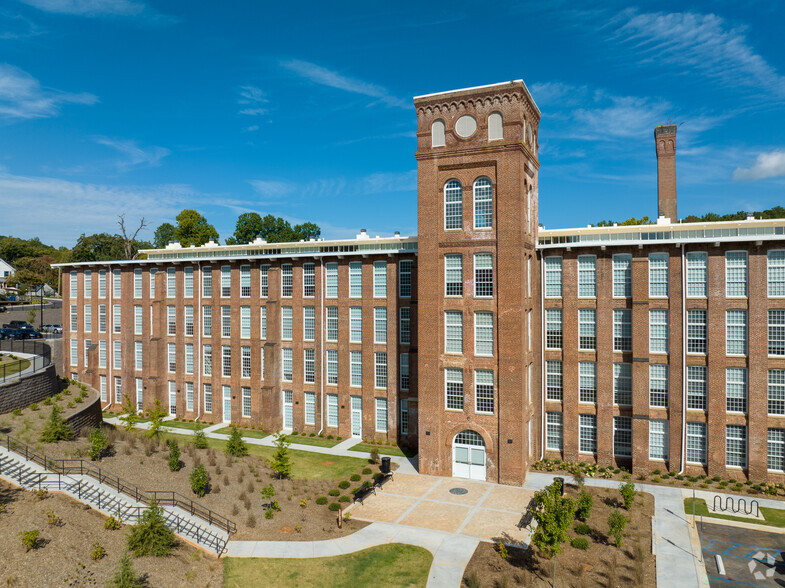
left=0, top=63, right=97, bottom=120
left=610, top=10, right=785, bottom=98
left=248, top=180, right=296, bottom=198
left=0, top=12, right=42, bottom=39
left=20, top=0, right=145, bottom=16
left=733, top=151, right=785, bottom=181
left=237, top=85, right=268, bottom=116
left=93, top=136, right=170, bottom=170
left=280, top=59, right=407, bottom=109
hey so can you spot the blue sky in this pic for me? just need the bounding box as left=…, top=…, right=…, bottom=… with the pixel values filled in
left=1, top=0, right=784, bottom=246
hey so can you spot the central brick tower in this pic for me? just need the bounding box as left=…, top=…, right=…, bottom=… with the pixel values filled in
left=414, top=81, right=541, bottom=485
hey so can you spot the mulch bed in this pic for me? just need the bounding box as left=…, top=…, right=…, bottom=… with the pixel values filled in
left=0, top=479, right=223, bottom=587
left=462, top=484, right=656, bottom=587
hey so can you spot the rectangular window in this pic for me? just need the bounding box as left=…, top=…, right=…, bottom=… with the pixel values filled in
left=327, top=350, right=338, bottom=385
left=100, top=375, right=107, bottom=402
left=374, top=307, right=387, bottom=344
left=113, top=340, right=122, bottom=370
left=726, top=310, right=747, bottom=355
left=110, top=304, right=120, bottom=334
left=135, top=341, right=143, bottom=370
left=114, top=377, right=122, bottom=404
left=185, top=343, right=194, bottom=374
left=167, top=305, right=176, bottom=335
left=326, top=262, right=338, bottom=298
left=375, top=352, right=387, bottom=389
left=240, top=264, right=250, bottom=297
left=578, top=309, right=596, bottom=350
left=98, top=270, right=106, bottom=298
left=167, top=267, right=176, bottom=298
left=134, top=268, right=143, bottom=299
left=649, top=420, right=669, bottom=460
left=687, top=252, right=707, bottom=297
left=221, top=265, right=231, bottom=297
left=201, top=266, right=211, bottom=297
left=84, top=304, right=92, bottom=332
left=302, top=263, right=315, bottom=297
left=471, top=254, right=493, bottom=299
left=98, top=340, right=106, bottom=368
left=769, top=369, right=785, bottom=415
left=649, top=364, right=669, bottom=407
left=445, top=311, right=463, bottom=353
left=136, top=377, right=143, bottom=412
left=327, top=394, right=338, bottom=428
left=186, top=382, right=194, bottom=412
left=203, top=344, right=212, bottom=376
left=349, top=262, right=362, bottom=297
left=726, top=251, right=748, bottom=297
left=221, top=306, right=231, bottom=337
left=281, top=307, right=292, bottom=340
left=545, top=308, right=563, bottom=349
left=204, top=384, right=212, bottom=413
left=649, top=253, right=668, bottom=297
left=241, top=345, right=251, bottom=378
left=350, top=351, right=362, bottom=387
left=375, top=398, right=387, bottom=432
left=613, top=309, right=632, bottom=352
left=769, top=429, right=785, bottom=471
left=242, top=386, right=251, bottom=418
left=726, top=424, right=747, bottom=468
left=686, top=366, right=707, bottom=410
left=768, top=310, right=785, bottom=356
left=184, top=266, right=193, bottom=297
left=400, top=399, right=409, bottom=435
left=373, top=261, right=387, bottom=297
left=613, top=254, right=632, bottom=298
left=474, top=179, right=492, bottom=228
left=222, top=345, right=231, bottom=377
left=167, top=343, right=175, bottom=372
left=579, top=414, right=597, bottom=454
left=301, top=306, right=315, bottom=341
left=579, top=361, right=597, bottom=403
left=614, top=362, right=632, bottom=405
left=444, top=254, right=463, bottom=296
left=84, top=270, right=92, bottom=298
left=726, top=367, right=747, bottom=413
left=281, top=348, right=292, bottom=381
left=474, top=312, right=494, bottom=356
left=614, top=416, right=632, bottom=457
left=304, top=348, right=315, bottom=384
left=445, top=368, right=464, bottom=410
left=350, top=307, right=362, bottom=343
left=84, top=339, right=91, bottom=367
left=70, top=270, right=77, bottom=298
left=545, top=412, right=563, bottom=451
left=577, top=255, right=596, bottom=297
left=281, top=264, right=293, bottom=297
left=70, top=338, right=78, bottom=367
left=304, top=391, right=316, bottom=425
left=400, top=353, right=409, bottom=390
left=399, top=260, right=412, bottom=298
left=70, top=304, right=78, bottom=332
left=649, top=309, right=669, bottom=353
left=185, top=305, right=194, bottom=336
left=400, top=308, right=411, bottom=345
left=475, top=369, right=494, bottom=414
left=98, top=304, right=106, bottom=333
left=326, top=307, right=338, bottom=341
left=259, top=264, right=269, bottom=297
left=202, top=305, right=212, bottom=337
left=768, top=250, right=785, bottom=297
left=687, top=310, right=707, bottom=354
left=546, top=360, right=563, bottom=401
left=544, top=256, right=562, bottom=297
left=134, top=305, right=142, bottom=335
left=112, top=269, right=121, bottom=298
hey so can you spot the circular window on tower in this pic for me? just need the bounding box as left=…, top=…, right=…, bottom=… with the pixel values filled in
left=455, top=115, right=477, bottom=138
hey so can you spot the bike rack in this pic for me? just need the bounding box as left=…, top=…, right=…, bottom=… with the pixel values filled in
left=712, top=494, right=760, bottom=518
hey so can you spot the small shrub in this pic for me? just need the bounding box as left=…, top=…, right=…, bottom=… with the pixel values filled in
left=574, top=522, right=591, bottom=535
left=67, top=401, right=75, bottom=408
left=193, top=429, right=208, bottom=449
left=576, top=490, right=593, bottom=520
left=465, top=571, right=481, bottom=588
left=619, top=480, right=636, bottom=510
left=39, top=405, right=73, bottom=443
left=328, top=489, right=340, bottom=497
left=369, top=447, right=380, bottom=464
left=225, top=425, right=248, bottom=457
left=271, top=499, right=281, bottom=512
left=190, top=465, right=209, bottom=497
left=88, top=427, right=109, bottom=461
left=126, top=500, right=175, bottom=557
left=260, top=484, right=275, bottom=500
left=43, top=397, right=53, bottom=406
left=337, top=436, right=342, bottom=441
left=309, top=432, right=315, bottom=437
left=46, top=510, right=61, bottom=526
left=328, top=502, right=341, bottom=511
left=327, top=435, right=333, bottom=440
left=315, top=497, right=328, bottom=505
left=270, top=432, right=292, bottom=479
left=300, top=498, right=307, bottom=508
left=12, top=408, right=22, bottom=416
left=104, top=515, right=121, bottom=530
left=571, top=537, right=589, bottom=550
left=18, top=530, right=40, bottom=551
left=338, top=495, right=351, bottom=503
left=110, top=551, right=143, bottom=587
left=496, top=541, right=509, bottom=560
left=608, top=508, right=627, bottom=548
left=362, top=468, right=372, bottom=475
left=91, top=542, right=107, bottom=560
left=350, top=474, right=361, bottom=482
left=265, top=509, right=274, bottom=519
left=338, top=480, right=350, bottom=489
left=32, top=488, right=49, bottom=501
left=30, top=403, right=39, bottom=411
left=168, top=440, right=181, bottom=472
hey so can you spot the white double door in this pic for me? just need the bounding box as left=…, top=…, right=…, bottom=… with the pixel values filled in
left=283, top=390, right=293, bottom=430
left=452, top=434, right=487, bottom=481
left=350, top=396, right=362, bottom=437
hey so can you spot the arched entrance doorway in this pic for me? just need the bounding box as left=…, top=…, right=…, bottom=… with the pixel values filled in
left=452, top=430, right=486, bottom=480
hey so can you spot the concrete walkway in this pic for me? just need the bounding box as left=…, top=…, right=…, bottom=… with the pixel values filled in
left=226, top=520, right=479, bottom=588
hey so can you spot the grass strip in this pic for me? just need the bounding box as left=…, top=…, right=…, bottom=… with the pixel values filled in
left=348, top=442, right=417, bottom=458
left=684, top=498, right=785, bottom=528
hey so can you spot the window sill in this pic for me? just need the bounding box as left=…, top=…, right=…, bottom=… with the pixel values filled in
left=444, top=408, right=464, bottom=413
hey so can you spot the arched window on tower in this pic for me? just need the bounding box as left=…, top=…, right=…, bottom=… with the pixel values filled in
left=432, top=119, right=446, bottom=147
left=444, top=180, right=463, bottom=230
left=488, top=112, right=503, bottom=140
left=473, top=177, right=493, bottom=229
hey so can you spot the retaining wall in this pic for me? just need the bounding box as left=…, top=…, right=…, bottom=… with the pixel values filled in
left=0, top=364, right=58, bottom=413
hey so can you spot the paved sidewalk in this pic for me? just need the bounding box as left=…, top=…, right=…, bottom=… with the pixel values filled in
left=226, top=520, right=479, bottom=588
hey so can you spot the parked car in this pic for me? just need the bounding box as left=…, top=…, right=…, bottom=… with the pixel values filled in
left=41, top=324, right=63, bottom=334
left=0, top=328, right=24, bottom=340
left=2, top=320, right=34, bottom=330
left=22, top=329, right=43, bottom=339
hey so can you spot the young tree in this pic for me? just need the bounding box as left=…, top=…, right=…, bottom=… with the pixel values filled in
left=619, top=480, right=636, bottom=510
left=39, top=405, right=73, bottom=443
left=110, top=551, right=144, bottom=587
left=576, top=489, right=593, bottom=521
left=88, top=427, right=109, bottom=461
left=167, top=439, right=181, bottom=471
left=190, top=465, right=209, bottom=497
left=270, top=431, right=292, bottom=479
left=174, top=209, right=219, bottom=247
left=153, top=222, right=176, bottom=248
left=608, top=508, right=627, bottom=547
left=119, top=394, right=139, bottom=431
left=225, top=425, right=248, bottom=457
left=126, top=499, right=175, bottom=557
left=530, top=480, right=576, bottom=558
left=145, top=399, right=167, bottom=442
left=193, top=426, right=208, bottom=449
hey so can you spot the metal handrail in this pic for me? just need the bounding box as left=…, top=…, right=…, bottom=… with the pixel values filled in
left=1, top=432, right=236, bottom=534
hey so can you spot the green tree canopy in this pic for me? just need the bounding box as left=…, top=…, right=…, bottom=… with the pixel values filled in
left=0, top=236, right=68, bottom=265
left=71, top=233, right=126, bottom=262
left=153, top=222, right=176, bottom=248
left=6, top=254, right=59, bottom=290
left=174, top=209, right=219, bottom=247
left=225, top=213, right=321, bottom=245
left=596, top=205, right=785, bottom=227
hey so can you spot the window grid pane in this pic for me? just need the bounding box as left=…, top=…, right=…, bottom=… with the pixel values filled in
left=614, top=363, right=632, bottom=405
left=726, top=252, right=748, bottom=297
left=579, top=414, right=597, bottom=454
left=614, top=416, right=632, bottom=457
left=726, top=310, right=747, bottom=355
left=475, top=370, right=494, bottom=414
left=474, top=312, right=493, bottom=356
left=445, top=368, right=464, bottom=410
left=726, top=424, right=747, bottom=468
left=768, top=310, right=785, bottom=356
left=373, top=261, right=387, bottom=298
left=649, top=309, right=668, bottom=353
left=240, top=265, right=250, bottom=297
left=374, top=307, right=387, bottom=344
left=304, top=306, right=315, bottom=341
left=259, top=265, right=269, bottom=297
left=687, top=366, right=707, bottom=410
left=350, top=307, right=362, bottom=343
left=326, top=307, right=338, bottom=341
left=768, top=369, right=785, bottom=415
left=768, top=251, right=785, bottom=297
left=577, top=255, right=596, bottom=297
left=375, top=352, right=387, bottom=389
left=445, top=254, right=463, bottom=296
left=326, top=263, right=338, bottom=297
left=578, top=309, right=596, bottom=350
left=327, top=350, right=338, bottom=385
left=546, top=360, right=563, bottom=401
left=349, top=262, right=362, bottom=297
left=400, top=308, right=411, bottom=345
left=768, top=429, right=785, bottom=471
left=687, top=422, right=707, bottom=464
left=445, top=311, right=463, bottom=353
left=613, top=309, right=632, bottom=352
left=473, top=177, right=493, bottom=229
left=303, top=263, right=315, bottom=297
left=281, top=264, right=292, bottom=297
left=474, top=253, right=493, bottom=297
left=613, top=255, right=632, bottom=298
left=544, top=257, right=562, bottom=297
left=546, top=412, right=563, bottom=451
left=399, top=260, right=412, bottom=298
left=649, top=253, right=669, bottom=297
left=726, top=367, right=748, bottom=413
left=687, top=310, right=707, bottom=353
left=649, top=364, right=669, bottom=407
left=687, top=252, right=708, bottom=297
left=545, top=309, right=563, bottom=350
left=579, top=362, right=597, bottom=403
left=444, top=180, right=463, bottom=230
left=649, top=420, right=669, bottom=460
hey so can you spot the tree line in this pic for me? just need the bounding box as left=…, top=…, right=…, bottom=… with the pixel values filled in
left=594, top=205, right=785, bottom=227
left=0, top=210, right=320, bottom=294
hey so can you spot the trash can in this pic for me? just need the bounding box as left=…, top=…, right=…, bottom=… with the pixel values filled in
left=380, top=457, right=391, bottom=475
left=554, top=477, right=565, bottom=496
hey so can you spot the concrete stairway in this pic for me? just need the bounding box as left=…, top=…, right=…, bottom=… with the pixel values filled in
left=0, top=447, right=230, bottom=553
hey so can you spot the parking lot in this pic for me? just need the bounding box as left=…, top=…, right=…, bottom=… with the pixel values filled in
left=1, top=301, right=63, bottom=372
left=700, top=521, right=785, bottom=587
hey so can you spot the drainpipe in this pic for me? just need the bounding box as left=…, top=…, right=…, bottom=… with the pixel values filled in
left=539, top=251, right=546, bottom=461
left=679, top=244, right=687, bottom=474
left=196, top=263, right=202, bottom=422
left=318, top=256, right=325, bottom=435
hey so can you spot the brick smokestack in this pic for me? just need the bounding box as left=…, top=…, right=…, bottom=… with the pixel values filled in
left=655, top=125, right=677, bottom=222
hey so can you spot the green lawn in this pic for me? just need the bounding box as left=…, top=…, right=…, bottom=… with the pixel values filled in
left=0, top=357, right=30, bottom=377
left=286, top=435, right=341, bottom=448
left=162, top=420, right=206, bottom=431
left=214, top=427, right=270, bottom=440
left=348, top=442, right=417, bottom=458
left=684, top=498, right=785, bottom=528
left=159, top=432, right=366, bottom=480
left=224, top=543, right=432, bottom=588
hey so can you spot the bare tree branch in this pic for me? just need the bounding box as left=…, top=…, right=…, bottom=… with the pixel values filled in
left=118, top=214, right=148, bottom=260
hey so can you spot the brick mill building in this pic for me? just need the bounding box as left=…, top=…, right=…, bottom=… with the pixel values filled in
left=55, top=81, right=785, bottom=485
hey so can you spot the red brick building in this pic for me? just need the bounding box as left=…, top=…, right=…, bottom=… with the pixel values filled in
left=55, top=81, right=785, bottom=485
